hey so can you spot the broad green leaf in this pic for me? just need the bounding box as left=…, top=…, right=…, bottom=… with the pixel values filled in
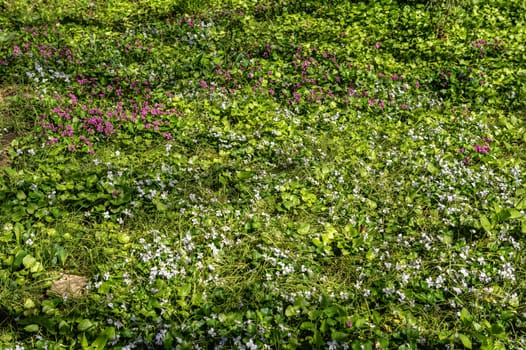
left=460, top=308, right=472, bottom=322
left=16, top=191, right=26, bottom=200
left=24, top=298, right=35, bottom=309
left=24, top=324, right=39, bottom=332
left=458, top=333, right=472, bottom=349
left=285, top=305, right=297, bottom=317
left=78, top=319, right=94, bottom=332
left=331, top=329, right=348, bottom=342
left=507, top=209, right=523, bottom=220
left=22, top=254, right=37, bottom=269
left=300, top=321, right=315, bottom=330
left=297, top=222, right=310, bottom=235
left=480, top=215, right=492, bottom=232
left=93, top=334, right=109, bottom=350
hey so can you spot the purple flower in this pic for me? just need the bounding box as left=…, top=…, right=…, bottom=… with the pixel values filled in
left=13, top=46, right=22, bottom=56
left=474, top=144, right=490, bottom=155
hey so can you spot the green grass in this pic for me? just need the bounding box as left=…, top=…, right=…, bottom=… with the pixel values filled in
left=0, top=0, right=525, bottom=349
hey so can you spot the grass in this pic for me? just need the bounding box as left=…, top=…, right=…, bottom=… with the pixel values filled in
left=0, top=0, right=525, bottom=349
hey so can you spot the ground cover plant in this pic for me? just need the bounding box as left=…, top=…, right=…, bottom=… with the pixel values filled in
left=0, top=0, right=525, bottom=348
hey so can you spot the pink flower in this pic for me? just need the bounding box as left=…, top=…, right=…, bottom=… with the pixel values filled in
left=473, top=144, right=490, bottom=155
left=374, top=41, right=382, bottom=49
left=13, top=46, right=22, bottom=56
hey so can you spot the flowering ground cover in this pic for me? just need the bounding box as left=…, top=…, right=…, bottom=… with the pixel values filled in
left=0, top=0, right=525, bottom=348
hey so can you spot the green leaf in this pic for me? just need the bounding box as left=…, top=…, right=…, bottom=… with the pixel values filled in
left=78, top=319, right=94, bottom=332
left=80, top=333, right=89, bottom=348
left=285, top=305, right=297, bottom=317
left=22, top=254, right=37, bottom=269
left=427, top=163, right=439, bottom=175
left=480, top=215, right=492, bottom=232
left=460, top=308, right=472, bottom=323
left=507, top=209, right=523, bottom=220
left=297, top=222, right=310, bottom=235
left=331, top=329, right=348, bottom=342
left=93, top=334, right=109, bottom=350
left=300, top=321, right=315, bottom=330
left=24, top=324, right=40, bottom=332
left=458, top=333, right=472, bottom=349
left=153, top=199, right=167, bottom=211
left=24, top=298, right=36, bottom=309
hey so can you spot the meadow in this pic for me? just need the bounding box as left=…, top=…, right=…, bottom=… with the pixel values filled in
left=0, top=0, right=525, bottom=348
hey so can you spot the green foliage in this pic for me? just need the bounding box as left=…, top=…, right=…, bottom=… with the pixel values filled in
left=0, top=0, right=525, bottom=349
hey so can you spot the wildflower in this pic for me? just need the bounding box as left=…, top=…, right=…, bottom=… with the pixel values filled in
left=326, top=340, right=339, bottom=350
left=374, top=41, right=382, bottom=49
left=473, top=144, right=490, bottom=155
left=246, top=339, right=257, bottom=350
left=13, top=46, right=22, bottom=56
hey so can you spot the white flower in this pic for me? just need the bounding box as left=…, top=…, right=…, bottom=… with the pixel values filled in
left=246, top=339, right=258, bottom=350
